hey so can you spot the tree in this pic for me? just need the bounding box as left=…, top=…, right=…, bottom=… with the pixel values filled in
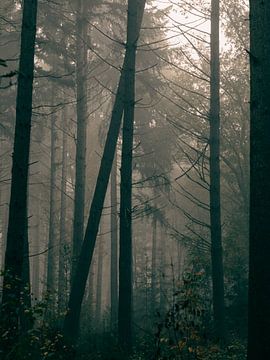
left=46, top=96, right=59, bottom=312
left=1, top=0, right=38, bottom=341
left=248, top=0, right=270, bottom=358
left=209, top=0, right=226, bottom=342
left=58, top=108, right=69, bottom=316
left=71, top=0, right=88, bottom=279
left=63, top=0, right=146, bottom=344
left=118, top=0, right=140, bottom=351
left=110, top=155, right=118, bottom=329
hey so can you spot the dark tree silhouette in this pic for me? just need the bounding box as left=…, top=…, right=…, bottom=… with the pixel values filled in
left=118, top=0, right=140, bottom=350
left=248, top=0, right=270, bottom=358
left=63, top=0, right=146, bottom=343
left=1, top=0, right=38, bottom=341
left=71, top=0, right=88, bottom=279
left=209, top=0, right=226, bottom=342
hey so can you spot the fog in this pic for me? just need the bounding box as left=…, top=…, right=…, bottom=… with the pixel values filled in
left=0, top=0, right=261, bottom=359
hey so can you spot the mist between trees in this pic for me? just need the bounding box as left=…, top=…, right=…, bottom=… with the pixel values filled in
left=0, top=0, right=268, bottom=359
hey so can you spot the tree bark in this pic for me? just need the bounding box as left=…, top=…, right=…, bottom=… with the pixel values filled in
left=118, top=0, right=142, bottom=351
left=248, top=0, right=270, bottom=358
left=209, top=0, right=226, bottom=343
left=63, top=0, right=146, bottom=344
left=1, top=0, right=38, bottom=341
left=110, top=155, right=118, bottom=330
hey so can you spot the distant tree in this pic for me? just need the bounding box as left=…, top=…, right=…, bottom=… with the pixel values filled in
left=248, top=0, right=270, bottom=358
left=1, top=0, right=38, bottom=342
left=71, top=0, right=88, bottom=279
left=209, top=0, right=226, bottom=342
left=46, top=92, right=59, bottom=314
left=58, top=108, right=69, bottom=316
left=63, top=0, right=146, bottom=344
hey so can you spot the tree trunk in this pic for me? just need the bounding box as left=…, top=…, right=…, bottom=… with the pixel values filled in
left=118, top=0, right=142, bottom=351
left=46, top=107, right=58, bottom=313
left=110, top=155, right=118, bottom=330
left=209, top=0, right=226, bottom=343
left=1, top=0, right=38, bottom=342
left=151, top=214, right=157, bottom=311
left=248, top=1, right=270, bottom=358
left=32, top=195, right=40, bottom=301
left=95, top=228, right=104, bottom=329
left=159, top=227, right=166, bottom=313
left=71, top=0, right=88, bottom=280
left=20, top=220, right=33, bottom=332
left=63, top=0, right=146, bottom=344
left=58, top=109, right=68, bottom=316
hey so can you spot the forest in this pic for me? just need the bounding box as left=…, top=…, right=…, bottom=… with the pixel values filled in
left=0, top=0, right=269, bottom=359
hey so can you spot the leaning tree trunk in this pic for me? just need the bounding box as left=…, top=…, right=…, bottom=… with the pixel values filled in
left=63, top=0, right=146, bottom=344
left=209, top=0, right=226, bottom=343
left=110, top=155, right=118, bottom=330
left=248, top=1, right=270, bottom=358
left=118, top=0, right=142, bottom=350
left=1, top=0, right=38, bottom=343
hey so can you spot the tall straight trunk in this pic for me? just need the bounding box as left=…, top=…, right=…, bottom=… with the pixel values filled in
left=110, top=155, right=118, bottom=329
left=0, top=174, right=8, bottom=274
left=63, top=0, right=146, bottom=343
left=71, top=0, right=88, bottom=279
left=46, top=108, right=58, bottom=309
left=72, top=0, right=87, bottom=276
left=1, top=0, right=38, bottom=341
left=95, top=230, right=104, bottom=328
left=86, top=258, right=95, bottom=320
left=58, top=109, right=68, bottom=315
left=151, top=214, right=157, bottom=311
left=159, top=227, right=166, bottom=313
left=20, top=222, right=33, bottom=332
left=32, top=195, right=40, bottom=301
left=118, top=0, right=140, bottom=351
left=248, top=1, right=270, bottom=358
left=209, top=0, right=225, bottom=342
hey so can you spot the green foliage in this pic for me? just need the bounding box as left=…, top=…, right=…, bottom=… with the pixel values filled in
left=151, top=267, right=246, bottom=360
left=0, top=273, right=74, bottom=360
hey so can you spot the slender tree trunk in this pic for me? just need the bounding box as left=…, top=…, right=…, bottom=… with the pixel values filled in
left=86, top=258, right=95, bottom=321
left=248, top=1, right=270, bottom=358
left=46, top=108, right=58, bottom=312
left=151, top=214, right=157, bottom=311
left=20, top=220, right=33, bottom=332
left=58, top=109, right=68, bottom=316
left=32, top=196, right=40, bottom=301
left=0, top=170, right=8, bottom=275
left=63, top=0, right=146, bottom=343
left=110, top=155, right=118, bottom=329
left=209, top=0, right=226, bottom=343
left=1, top=0, right=38, bottom=342
left=95, top=229, right=104, bottom=329
left=118, top=0, right=142, bottom=350
left=71, top=0, right=88, bottom=280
